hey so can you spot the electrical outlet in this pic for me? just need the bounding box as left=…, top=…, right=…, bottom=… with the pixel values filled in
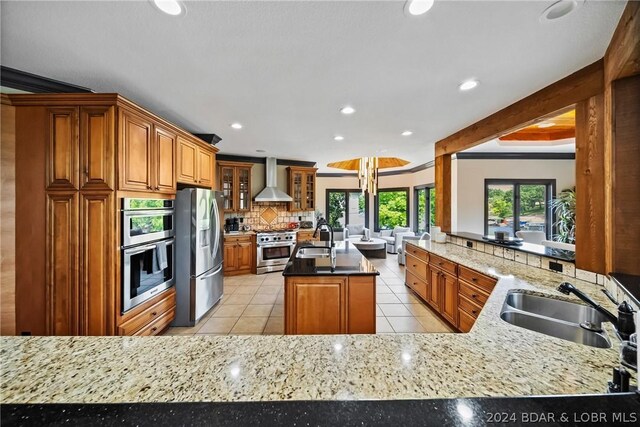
left=466, top=241, right=473, bottom=248
left=549, top=261, right=563, bottom=273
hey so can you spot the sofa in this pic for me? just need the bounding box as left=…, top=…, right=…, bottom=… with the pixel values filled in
left=376, top=226, right=415, bottom=254
left=397, top=232, right=430, bottom=265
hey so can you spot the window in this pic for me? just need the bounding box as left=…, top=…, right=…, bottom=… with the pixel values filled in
left=374, top=188, right=409, bottom=231
left=414, top=185, right=435, bottom=234
left=484, top=179, right=555, bottom=238
left=325, top=189, right=368, bottom=230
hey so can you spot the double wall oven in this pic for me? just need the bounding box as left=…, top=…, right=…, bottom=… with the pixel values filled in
left=121, top=198, right=176, bottom=312
left=256, top=231, right=297, bottom=274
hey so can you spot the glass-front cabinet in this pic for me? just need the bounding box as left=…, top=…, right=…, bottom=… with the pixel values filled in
left=287, top=167, right=317, bottom=211
left=217, top=161, right=252, bottom=213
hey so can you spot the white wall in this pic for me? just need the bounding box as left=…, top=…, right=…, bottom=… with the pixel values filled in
left=454, top=158, right=576, bottom=234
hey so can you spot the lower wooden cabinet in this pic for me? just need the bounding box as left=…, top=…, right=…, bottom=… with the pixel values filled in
left=223, top=234, right=256, bottom=276
left=118, top=287, right=176, bottom=336
left=438, top=270, right=458, bottom=327
left=285, top=275, right=375, bottom=334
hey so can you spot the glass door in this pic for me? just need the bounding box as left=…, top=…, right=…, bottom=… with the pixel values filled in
left=292, top=171, right=303, bottom=210
left=305, top=172, right=315, bottom=210
left=238, top=167, right=250, bottom=211
left=221, top=166, right=235, bottom=211
left=486, top=183, right=515, bottom=236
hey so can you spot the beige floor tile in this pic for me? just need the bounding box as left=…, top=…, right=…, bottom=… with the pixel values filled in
left=376, top=305, right=384, bottom=316
left=387, top=316, right=427, bottom=333
left=394, top=293, right=421, bottom=304
left=163, top=325, right=203, bottom=336
left=231, top=316, right=268, bottom=334
left=256, top=285, right=281, bottom=295
left=250, top=294, right=278, bottom=305
left=376, top=293, right=402, bottom=304
left=376, top=285, right=393, bottom=294
left=211, top=304, right=247, bottom=318
left=382, top=277, right=404, bottom=285
left=388, top=285, right=409, bottom=294
left=222, top=294, right=254, bottom=305
left=263, top=317, right=284, bottom=334
left=376, top=317, right=394, bottom=333
left=404, top=303, right=432, bottom=317
left=378, top=303, right=412, bottom=317
left=234, top=285, right=260, bottom=295
left=415, top=315, right=455, bottom=333
left=197, top=317, right=239, bottom=334
left=224, top=285, right=238, bottom=295
left=270, top=304, right=284, bottom=317
left=276, top=294, right=284, bottom=304
left=243, top=304, right=274, bottom=317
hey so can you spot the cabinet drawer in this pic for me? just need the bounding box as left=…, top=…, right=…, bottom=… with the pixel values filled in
left=458, top=308, right=475, bottom=333
left=458, top=265, right=497, bottom=293
left=458, top=280, right=491, bottom=306
left=119, top=289, right=176, bottom=335
left=405, top=243, right=429, bottom=262
left=134, top=308, right=175, bottom=336
left=406, top=254, right=428, bottom=281
left=429, top=254, right=457, bottom=276
left=224, top=235, right=252, bottom=243
left=458, top=294, right=483, bottom=319
left=405, top=271, right=427, bottom=300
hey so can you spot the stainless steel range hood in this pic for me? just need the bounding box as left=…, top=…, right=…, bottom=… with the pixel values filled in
left=254, top=157, right=293, bottom=202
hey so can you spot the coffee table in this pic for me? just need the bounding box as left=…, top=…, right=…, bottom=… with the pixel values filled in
left=347, top=237, right=387, bottom=259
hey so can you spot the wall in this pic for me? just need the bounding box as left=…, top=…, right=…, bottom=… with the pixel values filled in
left=453, top=158, right=576, bottom=234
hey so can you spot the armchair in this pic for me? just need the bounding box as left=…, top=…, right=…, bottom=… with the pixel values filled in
left=376, top=226, right=414, bottom=254
left=398, top=232, right=430, bottom=265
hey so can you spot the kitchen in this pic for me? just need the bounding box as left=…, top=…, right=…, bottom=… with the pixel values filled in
left=1, top=0, right=640, bottom=424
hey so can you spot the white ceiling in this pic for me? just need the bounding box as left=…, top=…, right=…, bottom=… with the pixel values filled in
left=0, top=1, right=624, bottom=172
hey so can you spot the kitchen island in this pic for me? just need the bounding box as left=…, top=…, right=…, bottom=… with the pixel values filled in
left=282, top=241, right=379, bottom=334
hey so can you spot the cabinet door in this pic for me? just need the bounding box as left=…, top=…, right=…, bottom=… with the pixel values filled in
left=289, top=170, right=303, bottom=211
left=286, top=277, right=346, bottom=334
left=197, top=148, right=214, bottom=187
left=220, top=166, right=235, bottom=211
left=237, top=167, right=251, bottom=211
left=237, top=241, right=253, bottom=271
left=46, top=192, right=79, bottom=335
left=154, top=125, right=177, bottom=193
left=80, top=192, right=115, bottom=335
left=177, top=136, right=197, bottom=184
left=80, top=106, right=114, bottom=191
left=119, top=109, right=153, bottom=191
left=347, top=276, right=375, bottom=333
left=304, top=171, right=315, bottom=211
left=223, top=242, right=238, bottom=273
left=428, top=266, right=440, bottom=310
left=47, top=107, right=79, bottom=191
left=440, top=271, right=459, bottom=327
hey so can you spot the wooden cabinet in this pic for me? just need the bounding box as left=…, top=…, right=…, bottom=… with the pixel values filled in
left=405, top=253, right=429, bottom=301
left=118, top=287, right=176, bottom=336
left=285, top=275, right=375, bottom=334
left=427, top=264, right=440, bottom=309
left=80, top=106, right=114, bottom=191
left=287, top=167, right=317, bottom=211
left=297, top=230, right=319, bottom=242
left=154, top=125, right=177, bottom=193
left=223, top=234, right=256, bottom=276
left=177, top=136, right=216, bottom=188
left=218, top=161, right=252, bottom=212
left=439, top=270, right=458, bottom=327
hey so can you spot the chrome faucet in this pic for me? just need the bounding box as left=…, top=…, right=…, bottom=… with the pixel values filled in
left=313, top=218, right=335, bottom=249
left=557, top=282, right=618, bottom=325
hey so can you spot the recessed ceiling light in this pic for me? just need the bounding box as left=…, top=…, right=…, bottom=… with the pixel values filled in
left=256, top=149, right=266, bottom=153
left=401, top=130, right=413, bottom=136
left=151, top=0, right=185, bottom=16
left=540, top=0, right=583, bottom=22
left=404, top=0, right=435, bottom=16
left=459, top=79, right=479, bottom=91
left=230, top=123, right=243, bottom=129
left=340, top=106, right=356, bottom=115
left=334, top=135, right=344, bottom=141
left=537, top=122, right=555, bottom=128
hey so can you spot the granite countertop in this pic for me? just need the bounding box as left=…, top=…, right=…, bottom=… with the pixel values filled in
left=282, top=241, right=379, bottom=276
left=449, top=231, right=575, bottom=262
left=0, top=242, right=627, bottom=404
left=223, top=231, right=255, bottom=236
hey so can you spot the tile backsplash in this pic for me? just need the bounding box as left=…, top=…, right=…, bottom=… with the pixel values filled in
left=223, top=203, right=314, bottom=231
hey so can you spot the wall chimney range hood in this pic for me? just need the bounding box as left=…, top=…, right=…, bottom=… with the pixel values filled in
left=254, top=157, right=293, bottom=202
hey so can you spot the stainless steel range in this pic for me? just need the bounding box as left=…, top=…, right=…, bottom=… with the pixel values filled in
left=256, top=230, right=297, bottom=274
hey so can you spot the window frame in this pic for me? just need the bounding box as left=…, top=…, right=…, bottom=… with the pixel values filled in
left=413, top=184, right=434, bottom=234
left=483, top=179, right=556, bottom=239
left=374, top=187, right=410, bottom=232
left=325, top=189, right=369, bottom=231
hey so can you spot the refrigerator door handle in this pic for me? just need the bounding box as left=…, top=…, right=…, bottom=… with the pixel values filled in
left=200, top=265, right=223, bottom=279
left=211, top=196, right=220, bottom=259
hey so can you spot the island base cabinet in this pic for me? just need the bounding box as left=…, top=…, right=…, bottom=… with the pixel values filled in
left=285, top=275, right=376, bottom=334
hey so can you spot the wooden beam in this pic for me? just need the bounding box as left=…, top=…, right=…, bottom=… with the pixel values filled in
left=1, top=96, right=16, bottom=335
left=434, top=155, right=451, bottom=232
left=604, top=1, right=640, bottom=82
left=435, top=60, right=603, bottom=156
left=575, top=94, right=606, bottom=274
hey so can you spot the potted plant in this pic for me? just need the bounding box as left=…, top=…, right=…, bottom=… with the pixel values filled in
left=549, top=187, right=576, bottom=244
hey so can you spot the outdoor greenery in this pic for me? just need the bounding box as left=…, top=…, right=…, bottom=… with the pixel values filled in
left=550, top=187, right=576, bottom=244
left=487, top=186, right=514, bottom=221
left=416, top=187, right=436, bottom=233
left=327, top=192, right=346, bottom=229
left=487, top=185, right=545, bottom=221
left=377, top=190, right=408, bottom=229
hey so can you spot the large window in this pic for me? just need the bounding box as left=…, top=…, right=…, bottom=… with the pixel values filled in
left=414, top=185, right=435, bottom=234
left=374, top=188, right=409, bottom=231
left=484, top=179, right=555, bottom=238
left=326, top=189, right=368, bottom=230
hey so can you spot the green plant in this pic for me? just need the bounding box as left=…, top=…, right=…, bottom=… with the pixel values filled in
left=550, top=187, right=576, bottom=244
left=327, top=192, right=346, bottom=229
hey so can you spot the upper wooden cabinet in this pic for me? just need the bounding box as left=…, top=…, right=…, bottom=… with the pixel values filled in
left=177, top=136, right=216, bottom=188
left=80, top=106, right=115, bottom=191
left=153, top=124, right=177, bottom=193
left=287, top=167, right=317, bottom=211
left=218, top=161, right=252, bottom=212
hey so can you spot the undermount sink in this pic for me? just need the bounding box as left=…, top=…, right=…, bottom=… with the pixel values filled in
left=500, top=291, right=612, bottom=349
left=295, top=246, right=332, bottom=259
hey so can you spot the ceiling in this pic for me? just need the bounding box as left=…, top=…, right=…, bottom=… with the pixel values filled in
left=0, top=1, right=624, bottom=172
left=500, top=110, right=575, bottom=141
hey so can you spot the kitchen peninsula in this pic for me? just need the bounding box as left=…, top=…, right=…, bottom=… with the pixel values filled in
left=282, top=241, right=379, bottom=334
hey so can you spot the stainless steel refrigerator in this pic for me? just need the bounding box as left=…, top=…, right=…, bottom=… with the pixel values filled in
left=172, top=188, right=224, bottom=326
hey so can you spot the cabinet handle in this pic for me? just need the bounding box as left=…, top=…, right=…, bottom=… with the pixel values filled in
left=413, top=282, right=417, bottom=286
left=471, top=277, right=478, bottom=282
left=155, top=186, right=160, bottom=191
left=146, top=185, right=152, bottom=190
left=151, top=327, right=158, bottom=333
left=412, top=264, right=417, bottom=268
left=472, top=310, right=478, bottom=315
left=151, top=311, right=157, bottom=316
left=438, top=262, right=443, bottom=266
left=471, top=294, right=477, bottom=299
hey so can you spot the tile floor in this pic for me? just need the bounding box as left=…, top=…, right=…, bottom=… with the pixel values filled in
left=164, top=254, right=455, bottom=336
